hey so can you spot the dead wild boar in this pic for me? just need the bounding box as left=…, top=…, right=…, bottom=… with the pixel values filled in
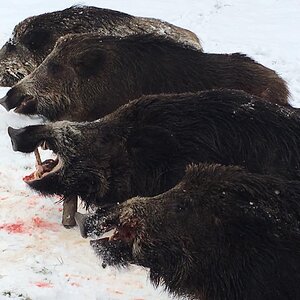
left=0, top=34, right=289, bottom=121
left=7, top=89, right=300, bottom=208
left=0, top=5, right=201, bottom=87
left=76, top=163, right=300, bottom=300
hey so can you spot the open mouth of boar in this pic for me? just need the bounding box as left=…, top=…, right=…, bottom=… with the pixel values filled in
left=89, top=224, right=137, bottom=267
left=75, top=211, right=139, bottom=266
left=87, top=215, right=139, bottom=249
left=23, top=143, right=62, bottom=183
left=91, top=224, right=137, bottom=244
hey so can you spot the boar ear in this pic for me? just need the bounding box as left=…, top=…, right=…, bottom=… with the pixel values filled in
left=128, top=126, right=179, bottom=162
left=23, top=29, right=51, bottom=51
left=73, top=49, right=106, bottom=77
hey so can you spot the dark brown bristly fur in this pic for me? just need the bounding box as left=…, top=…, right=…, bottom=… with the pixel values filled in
left=7, top=89, right=300, bottom=208
left=83, top=163, right=300, bottom=300
left=1, top=33, right=289, bottom=121
left=0, top=5, right=200, bottom=87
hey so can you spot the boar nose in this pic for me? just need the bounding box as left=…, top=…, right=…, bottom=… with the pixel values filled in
left=0, top=95, right=9, bottom=110
left=7, top=126, right=28, bottom=151
left=75, top=212, right=89, bottom=238
left=0, top=87, right=25, bottom=111
left=8, top=124, right=46, bottom=153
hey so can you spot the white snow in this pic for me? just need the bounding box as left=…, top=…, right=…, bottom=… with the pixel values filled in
left=0, top=0, right=299, bottom=299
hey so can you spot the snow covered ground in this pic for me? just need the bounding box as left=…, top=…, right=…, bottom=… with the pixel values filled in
left=0, top=0, right=299, bottom=299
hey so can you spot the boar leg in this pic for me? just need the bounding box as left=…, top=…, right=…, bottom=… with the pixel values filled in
left=62, top=195, right=78, bottom=228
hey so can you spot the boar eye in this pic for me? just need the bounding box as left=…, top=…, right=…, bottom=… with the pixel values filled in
left=73, top=50, right=106, bottom=78
left=47, top=62, right=63, bottom=76
left=23, top=29, right=51, bottom=51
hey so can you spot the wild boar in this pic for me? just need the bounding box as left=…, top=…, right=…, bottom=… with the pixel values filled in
left=7, top=89, right=300, bottom=208
left=0, top=5, right=201, bottom=86
left=0, top=34, right=289, bottom=121
left=76, top=163, right=300, bottom=300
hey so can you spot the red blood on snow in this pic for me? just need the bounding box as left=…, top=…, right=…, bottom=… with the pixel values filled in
left=0, top=222, right=25, bottom=233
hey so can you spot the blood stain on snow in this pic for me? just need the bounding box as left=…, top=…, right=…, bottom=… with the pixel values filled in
left=0, top=217, right=59, bottom=235
left=32, top=216, right=59, bottom=231
left=34, top=282, right=53, bottom=288
left=0, top=222, right=25, bottom=233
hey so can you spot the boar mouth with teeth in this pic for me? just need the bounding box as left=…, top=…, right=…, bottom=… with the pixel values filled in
left=76, top=163, right=300, bottom=300
left=22, top=148, right=61, bottom=184
left=7, top=120, right=123, bottom=204
left=75, top=205, right=144, bottom=268
left=7, top=125, right=65, bottom=195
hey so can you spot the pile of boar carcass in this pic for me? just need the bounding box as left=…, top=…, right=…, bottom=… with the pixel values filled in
left=1, top=6, right=300, bottom=300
